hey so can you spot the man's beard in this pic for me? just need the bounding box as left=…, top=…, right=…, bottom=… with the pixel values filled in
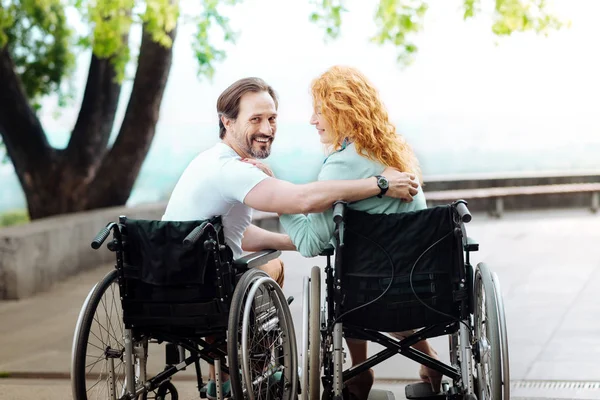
left=245, top=134, right=273, bottom=159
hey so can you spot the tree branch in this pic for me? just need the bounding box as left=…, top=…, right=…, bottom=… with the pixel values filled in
left=85, top=24, right=177, bottom=209
left=65, top=53, right=122, bottom=176
left=0, top=46, right=52, bottom=180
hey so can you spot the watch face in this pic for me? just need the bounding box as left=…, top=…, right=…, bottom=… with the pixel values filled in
left=378, top=177, right=389, bottom=189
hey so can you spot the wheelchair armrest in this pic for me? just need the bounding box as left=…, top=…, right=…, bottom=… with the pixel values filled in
left=319, top=245, right=334, bottom=256
left=233, top=249, right=282, bottom=270
left=465, top=237, right=479, bottom=252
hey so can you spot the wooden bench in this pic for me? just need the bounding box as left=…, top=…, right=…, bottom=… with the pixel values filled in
left=425, top=183, right=600, bottom=218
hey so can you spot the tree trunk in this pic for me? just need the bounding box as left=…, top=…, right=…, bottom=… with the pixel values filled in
left=0, top=22, right=176, bottom=219
left=0, top=46, right=56, bottom=219
left=56, top=53, right=124, bottom=211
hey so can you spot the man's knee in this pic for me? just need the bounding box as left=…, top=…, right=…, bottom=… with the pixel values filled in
left=258, top=258, right=285, bottom=288
left=390, top=329, right=417, bottom=340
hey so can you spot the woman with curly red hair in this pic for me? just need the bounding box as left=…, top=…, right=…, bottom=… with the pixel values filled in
left=279, top=66, right=442, bottom=399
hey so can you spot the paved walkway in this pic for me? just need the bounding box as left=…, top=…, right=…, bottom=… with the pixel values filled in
left=1, top=208, right=599, bottom=399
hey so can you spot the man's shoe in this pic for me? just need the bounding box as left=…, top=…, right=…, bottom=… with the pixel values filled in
left=206, top=379, right=231, bottom=400
left=268, top=371, right=283, bottom=385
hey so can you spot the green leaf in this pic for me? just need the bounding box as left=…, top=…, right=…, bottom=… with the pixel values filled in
left=308, top=0, right=347, bottom=40
left=369, top=0, right=427, bottom=66
left=492, top=0, right=566, bottom=36
left=191, top=0, right=241, bottom=81
left=464, top=0, right=480, bottom=19
left=1, top=0, right=76, bottom=104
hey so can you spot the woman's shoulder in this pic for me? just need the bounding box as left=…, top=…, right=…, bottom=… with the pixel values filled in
left=320, top=143, right=383, bottom=179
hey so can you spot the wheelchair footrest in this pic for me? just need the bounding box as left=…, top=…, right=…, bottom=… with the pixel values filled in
left=368, top=388, right=395, bottom=400
left=405, top=382, right=449, bottom=399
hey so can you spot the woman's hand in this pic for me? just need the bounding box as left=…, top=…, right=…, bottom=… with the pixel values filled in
left=381, top=167, right=419, bottom=202
left=242, top=158, right=275, bottom=177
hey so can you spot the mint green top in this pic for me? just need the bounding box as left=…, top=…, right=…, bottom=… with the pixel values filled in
left=279, top=143, right=427, bottom=257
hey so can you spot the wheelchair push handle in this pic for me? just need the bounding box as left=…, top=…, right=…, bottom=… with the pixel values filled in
left=333, top=201, right=347, bottom=224
left=455, top=200, right=472, bottom=223
left=183, top=221, right=210, bottom=246
left=183, top=220, right=222, bottom=246
left=91, top=223, right=115, bottom=249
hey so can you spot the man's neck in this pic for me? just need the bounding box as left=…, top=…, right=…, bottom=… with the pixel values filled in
left=221, top=138, right=252, bottom=159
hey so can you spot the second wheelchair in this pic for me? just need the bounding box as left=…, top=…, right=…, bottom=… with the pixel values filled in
left=300, top=201, right=509, bottom=400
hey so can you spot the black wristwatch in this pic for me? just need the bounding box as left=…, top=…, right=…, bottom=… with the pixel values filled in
left=375, top=175, right=389, bottom=198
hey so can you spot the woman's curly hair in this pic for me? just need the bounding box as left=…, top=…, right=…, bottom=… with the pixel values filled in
left=311, top=65, right=422, bottom=182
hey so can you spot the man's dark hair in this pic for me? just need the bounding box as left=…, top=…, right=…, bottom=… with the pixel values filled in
left=217, top=77, right=279, bottom=139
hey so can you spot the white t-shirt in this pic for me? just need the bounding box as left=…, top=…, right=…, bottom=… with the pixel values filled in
left=162, top=142, right=269, bottom=258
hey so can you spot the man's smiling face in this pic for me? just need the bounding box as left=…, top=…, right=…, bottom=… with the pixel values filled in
left=223, top=91, right=277, bottom=159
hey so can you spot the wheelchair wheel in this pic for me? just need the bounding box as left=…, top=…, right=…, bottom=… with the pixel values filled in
left=228, top=269, right=298, bottom=400
left=309, top=266, right=321, bottom=400
left=474, top=263, right=510, bottom=400
left=142, top=380, right=178, bottom=399
left=72, top=269, right=144, bottom=400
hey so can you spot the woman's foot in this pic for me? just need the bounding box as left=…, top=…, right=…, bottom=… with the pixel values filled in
left=419, top=364, right=442, bottom=393
left=345, top=368, right=374, bottom=400
left=418, top=347, right=443, bottom=394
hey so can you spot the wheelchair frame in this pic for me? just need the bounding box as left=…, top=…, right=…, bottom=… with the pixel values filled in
left=304, top=200, right=509, bottom=400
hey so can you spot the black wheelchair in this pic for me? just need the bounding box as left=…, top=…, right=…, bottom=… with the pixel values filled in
left=300, top=200, right=509, bottom=400
left=71, top=216, right=298, bottom=400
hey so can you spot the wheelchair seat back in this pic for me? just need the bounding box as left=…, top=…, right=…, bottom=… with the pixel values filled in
left=340, top=205, right=467, bottom=332
left=117, top=216, right=234, bottom=333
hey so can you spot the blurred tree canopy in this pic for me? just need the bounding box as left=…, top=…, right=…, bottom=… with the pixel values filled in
left=310, top=0, right=564, bottom=64
left=0, top=0, right=564, bottom=220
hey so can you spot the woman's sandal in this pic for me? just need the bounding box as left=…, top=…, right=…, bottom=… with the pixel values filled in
left=344, top=368, right=374, bottom=400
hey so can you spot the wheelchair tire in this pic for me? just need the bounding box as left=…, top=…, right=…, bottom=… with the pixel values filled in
left=72, top=269, right=133, bottom=400
left=309, top=266, right=321, bottom=400
left=228, top=269, right=298, bottom=400
left=474, top=263, right=510, bottom=400
left=492, top=270, right=510, bottom=400
left=301, top=276, right=309, bottom=400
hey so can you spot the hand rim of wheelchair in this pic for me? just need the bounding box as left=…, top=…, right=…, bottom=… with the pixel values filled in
left=228, top=269, right=298, bottom=400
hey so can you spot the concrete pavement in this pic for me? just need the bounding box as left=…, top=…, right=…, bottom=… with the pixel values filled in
left=1, top=208, right=599, bottom=399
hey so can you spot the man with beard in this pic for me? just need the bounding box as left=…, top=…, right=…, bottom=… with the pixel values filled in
left=161, top=77, right=419, bottom=398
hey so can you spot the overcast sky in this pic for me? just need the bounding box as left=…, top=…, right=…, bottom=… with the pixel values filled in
left=40, top=0, right=600, bottom=148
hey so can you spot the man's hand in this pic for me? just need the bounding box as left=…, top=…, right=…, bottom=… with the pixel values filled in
left=242, top=158, right=274, bottom=177
left=382, top=167, right=419, bottom=202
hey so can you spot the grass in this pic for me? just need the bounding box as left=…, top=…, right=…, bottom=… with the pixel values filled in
left=0, top=209, right=29, bottom=227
